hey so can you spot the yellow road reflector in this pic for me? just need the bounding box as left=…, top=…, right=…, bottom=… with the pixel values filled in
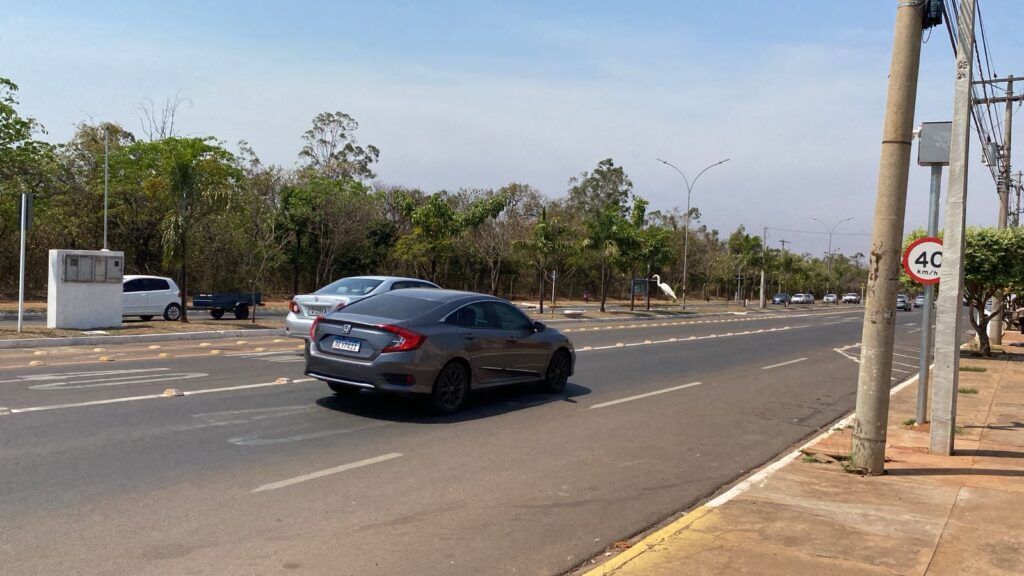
left=210, top=349, right=222, bottom=355
left=158, top=352, right=171, bottom=358
left=198, top=342, right=211, bottom=348
left=236, top=340, right=248, bottom=345
left=29, top=360, right=45, bottom=367
left=254, top=347, right=266, bottom=352
left=33, top=350, right=47, bottom=356
left=275, top=377, right=291, bottom=384
left=93, top=347, right=106, bottom=352
left=98, top=355, right=114, bottom=362
left=148, top=345, right=161, bottom=350
left=162, top=388, right=184, bottom=397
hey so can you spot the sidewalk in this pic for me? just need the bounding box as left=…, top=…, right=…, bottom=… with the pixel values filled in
left=584, top=332, right=1024, bottom=575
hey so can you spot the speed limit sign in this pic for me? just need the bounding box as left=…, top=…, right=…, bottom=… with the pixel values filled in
left=902, top=236, right=942, bottom=284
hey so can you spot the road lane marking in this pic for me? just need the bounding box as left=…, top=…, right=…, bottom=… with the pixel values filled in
left=893, top=361, right=918, bottom=369
left=761, top=357, right=808, bottom=370
left=0, top=368, right=168, bottom=385
left=29, top=372, right=207, bottom=390
left=251, top=453, right=403, bottom=493
left=588, top=382, right=702, bottom=410
left=4, top=378, right=318, bottom=415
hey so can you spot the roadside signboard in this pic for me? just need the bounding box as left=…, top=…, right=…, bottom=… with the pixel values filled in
left=902, top=236, right=942, bottom=284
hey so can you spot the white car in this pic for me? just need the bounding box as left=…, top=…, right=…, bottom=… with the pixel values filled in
left=823, top=293, right=838, bottom=304
left=842, top=293, right=861, bottom=304
left=285, top=276, right=439, bottom=338
left=790, top=293, right=814, bottom=304
left=123, top=275, right=182, bottom=321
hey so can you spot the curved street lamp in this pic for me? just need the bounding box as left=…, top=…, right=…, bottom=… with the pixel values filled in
left=811, top=216, right=853, bottom=298
left=657, top=158, right=730, bottom=309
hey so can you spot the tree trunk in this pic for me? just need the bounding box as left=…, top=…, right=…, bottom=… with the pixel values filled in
left=969, top=302, right=993, bottom=357
left=599, top=260, right=608, bottom=313
left=538, top=269, right=545, bottom=314
left=179, top=237, right=189, bottom=323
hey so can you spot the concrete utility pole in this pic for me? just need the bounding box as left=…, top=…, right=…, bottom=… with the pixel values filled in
left=759, top=227, right=767, bottom=308
left=931, top=0, right=976, bottom=456
left=851, top=0, right=925, bottom=475
left=991, top=77, right=1013, bottom=345
left=103, top=126, right=110, bottom=251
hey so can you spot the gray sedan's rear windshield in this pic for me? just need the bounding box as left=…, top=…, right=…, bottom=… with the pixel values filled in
left=315, top=278, right=383, bottom=296
left=340, top=293, right=442, bottom=319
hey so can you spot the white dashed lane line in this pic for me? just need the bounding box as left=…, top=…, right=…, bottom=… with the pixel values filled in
left=251, top=453, right=403, bottom=494
left=761, top=357, right=808, bottom=370
left=588, top=382, right=702, bottom=410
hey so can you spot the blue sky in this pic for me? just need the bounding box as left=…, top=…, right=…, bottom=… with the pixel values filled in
left=3, top=1, right=1022, bottom=258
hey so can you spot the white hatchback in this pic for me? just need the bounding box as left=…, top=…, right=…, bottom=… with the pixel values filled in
left=123, top=275, right=182, bottom=321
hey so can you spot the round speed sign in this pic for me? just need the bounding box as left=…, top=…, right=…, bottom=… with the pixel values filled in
left=902, top=236, right=942, bottom=284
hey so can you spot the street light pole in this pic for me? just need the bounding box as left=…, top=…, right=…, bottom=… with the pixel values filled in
left=657, top=158, right=729, bottom=310
left=103, top=125, right=109, bottom=250
left=811, top=217, right=853, bottom=298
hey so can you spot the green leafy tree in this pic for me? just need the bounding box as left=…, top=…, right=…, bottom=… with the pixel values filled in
left=963, top=226, right=1024, bottom=356
left=125, top=137, right=240, bottom=321
left=569, top=159, right=633, bottom=312
left=299, top=112, right=379, bottom=181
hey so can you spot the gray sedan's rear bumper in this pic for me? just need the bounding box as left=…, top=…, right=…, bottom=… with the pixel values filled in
left=304, top=341, right=438, bottom=395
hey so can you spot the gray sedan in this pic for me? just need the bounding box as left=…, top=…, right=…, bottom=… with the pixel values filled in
left=304, top=289, right=576, bottom=413
left=286, top=276, right=439, bottom=338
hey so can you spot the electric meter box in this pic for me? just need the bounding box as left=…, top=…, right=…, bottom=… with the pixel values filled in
left=47, top=249, right=125, bottom=329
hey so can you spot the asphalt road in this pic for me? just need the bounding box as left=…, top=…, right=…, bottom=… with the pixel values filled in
left=0, top=306, right=961, bottom=575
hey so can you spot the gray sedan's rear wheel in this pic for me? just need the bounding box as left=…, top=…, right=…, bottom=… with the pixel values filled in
left=544, top=350, right=571, bottom=393
left=431, top=362, right=469, bottom=414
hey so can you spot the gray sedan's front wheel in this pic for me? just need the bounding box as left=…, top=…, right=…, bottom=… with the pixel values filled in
left=543, top=350, right=571, bottom=393
left=431, top=362, right=469, bottom=414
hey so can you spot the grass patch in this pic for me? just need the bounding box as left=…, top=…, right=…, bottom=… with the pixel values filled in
left=959, top=365, right=987, bottom=373
left=902, top=418, right=917, bottom=426
left=955, top=425, right=966, bottom=435
left=958, top=387, right=979, bottom=394
left=802, top=454, right=819, bottom=464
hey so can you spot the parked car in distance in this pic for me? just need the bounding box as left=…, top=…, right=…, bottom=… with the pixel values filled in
left=896, top=294, right=912, bottom=311
left=771, top=293, right=790, bottom=305
left=790, top=293, right=806, bottom=304
left=286, top=276, right=440, bottom=338
left=122, top=275, right=182, bottom=321
left=842, top=292, right=861, bottom=304
left=823, top=293, right=838, bottom=304
left=914, top=294, right=926, bottom=308
left=305, top=289, right=575, bottom=413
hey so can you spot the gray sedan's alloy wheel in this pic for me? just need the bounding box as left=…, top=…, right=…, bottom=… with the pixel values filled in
left=544, top=350, right=571, bottom=393
left=432, top=362, right=469, bottom=414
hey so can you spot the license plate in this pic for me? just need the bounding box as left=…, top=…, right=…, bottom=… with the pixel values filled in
left=331, top=337, right=361, bottom=353
left=306, top=306, right=329, bottom=317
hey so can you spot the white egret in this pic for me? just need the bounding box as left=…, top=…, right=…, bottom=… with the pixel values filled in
left=651, top=274, right=678, bottom=302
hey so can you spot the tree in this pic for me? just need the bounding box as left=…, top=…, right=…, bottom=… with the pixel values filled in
left=126, top=137, right=240, bottom=322
left=299, top=112, right=379, bottom=181
left=569, top=159, right=633, bottom=312
left=516, top=205, right=580, bottom=313
left=963, top=226, right=1024, bottom=356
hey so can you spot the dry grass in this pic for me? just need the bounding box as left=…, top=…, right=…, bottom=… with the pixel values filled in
left=0, top=317, right=282, bottom=340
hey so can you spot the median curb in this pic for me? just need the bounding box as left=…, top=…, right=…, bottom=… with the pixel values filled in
left=0, top=328, right=285, bottom=350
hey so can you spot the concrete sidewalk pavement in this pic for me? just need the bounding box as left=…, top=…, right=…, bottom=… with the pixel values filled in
left=582, top=332, right=1024, bottom=575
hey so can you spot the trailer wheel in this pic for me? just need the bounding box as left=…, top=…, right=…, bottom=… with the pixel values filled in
left=210, top=309, right=224, bottom=320
left=234, top=304, right=249, bottom=320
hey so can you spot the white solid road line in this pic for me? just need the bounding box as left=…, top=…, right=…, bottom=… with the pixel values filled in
left=4, top=378, right=318, bottom=415
left=251, top=453, right=403, bottom=494
left=761, top=357, right=808, bottom=370
left=588, top=382, right=702, bottom=410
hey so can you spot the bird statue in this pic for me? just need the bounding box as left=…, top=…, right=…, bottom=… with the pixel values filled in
left=651, top=274, right=678, bottom=302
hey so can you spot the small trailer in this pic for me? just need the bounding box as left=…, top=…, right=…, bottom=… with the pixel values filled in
left=191, top=292, right=262, bottom=320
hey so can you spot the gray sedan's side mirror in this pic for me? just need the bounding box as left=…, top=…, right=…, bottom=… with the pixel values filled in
left=533, top=321, right=546, bottom=333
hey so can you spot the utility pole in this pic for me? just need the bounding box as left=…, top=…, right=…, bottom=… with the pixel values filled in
left=851, top=0, right=926, bottom=475
left=991, top=77, right=1012, bottom=345
left=779, top=239, right=790, bottom=296
left=931, top=0, right=976, bottom=457
left=759, top=227, right=767, bottom=308
left=103, top=125, right=110, bottom=250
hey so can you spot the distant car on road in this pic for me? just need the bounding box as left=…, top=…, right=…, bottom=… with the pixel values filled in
left=771, top=293, right=790, bottom=305
left=842, top=292, right=861, bottom=304
left=286, top=276, right=439, bottom=339
left=790, top=293, right=816, bottom=305
left=122, top=275, right=182, bottom=321
left=896, top=294, right=912, bottom=311
left=823, top=293, right=838, bottom=304
left=914, top=294, right=926, bottom=308
left=304, top=289, right=575, bottom=413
